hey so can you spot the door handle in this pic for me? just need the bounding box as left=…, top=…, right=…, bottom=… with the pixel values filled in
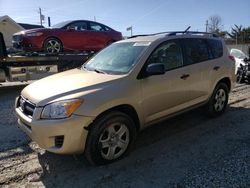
left=213, top=66, right=220, bottom=71
left=180, top=74, right=190, bottom=80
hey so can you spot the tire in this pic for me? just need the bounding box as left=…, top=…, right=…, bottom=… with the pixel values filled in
left=84, top=111, right=137, bottom=165
left=44, top=38, right=62, bottom=53
left=206, top=82, right=229, bottom=117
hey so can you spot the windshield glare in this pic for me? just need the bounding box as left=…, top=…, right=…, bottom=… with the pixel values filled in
left=230, top=49, right=248, bottom=59
left=83, top=42, right=148, bottom=74
left=52, top=21, right=72, bottom=28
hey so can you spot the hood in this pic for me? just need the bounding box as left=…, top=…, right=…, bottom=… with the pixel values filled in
left=13, top=28, right=60, bottom=35
left=21, top=68, right=125, bottom=106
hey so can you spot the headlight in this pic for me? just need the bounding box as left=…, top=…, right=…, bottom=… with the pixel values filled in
left=41, top=99, right=83, bottom=119
left=26, top=32, right=43, bottom=37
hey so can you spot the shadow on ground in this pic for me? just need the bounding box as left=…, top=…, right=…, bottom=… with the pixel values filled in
left=35, top=105, right=250, bottom=187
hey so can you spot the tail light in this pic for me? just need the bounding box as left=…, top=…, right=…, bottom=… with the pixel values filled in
left=229, top=55, right=235, bottom=63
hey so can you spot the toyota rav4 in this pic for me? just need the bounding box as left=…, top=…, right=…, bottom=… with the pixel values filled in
left=15, top=31, right=236, bottom=165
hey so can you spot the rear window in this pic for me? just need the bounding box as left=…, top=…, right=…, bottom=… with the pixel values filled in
left=207, top=39, right=223, bottom=59
left=183, top=38, right=210, bottom=65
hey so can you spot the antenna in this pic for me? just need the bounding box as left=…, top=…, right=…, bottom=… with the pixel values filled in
left=184, top=26, right=191, bottom=33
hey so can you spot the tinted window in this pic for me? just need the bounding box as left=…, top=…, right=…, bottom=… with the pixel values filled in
left=207, top=39, right=223, bottom=58
left=90, top=23, right=105, bottom=31
left=183, top=38, right=209, bottom=65
left=148, top=41, right=183, bottom=71
left=104, top=26, right=111, bottom=31
left=67, top=21, right=87, bottom=31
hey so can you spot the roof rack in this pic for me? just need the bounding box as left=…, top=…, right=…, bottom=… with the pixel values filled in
left=166, top=31, right=218, bottom=37
left=128, top=34, right=151, bottom=39
left=128, top=32, right=171, bottom=39
left=128, top=26, right=218, bottom=39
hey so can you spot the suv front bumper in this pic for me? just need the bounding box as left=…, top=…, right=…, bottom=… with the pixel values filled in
left=15, top=101, right=94, bottom=154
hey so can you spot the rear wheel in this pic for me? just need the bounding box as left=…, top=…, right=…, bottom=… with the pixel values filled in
left=84, top=111, right=136, bottom=165
left=206, top=82, right=229, bottom=117
left=44, top=38, right=62, bottom=53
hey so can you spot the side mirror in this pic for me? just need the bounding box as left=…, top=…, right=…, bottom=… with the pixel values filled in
left=243, top=57, right=248, bottom=62
left=146, top=63, right=165, bottom=76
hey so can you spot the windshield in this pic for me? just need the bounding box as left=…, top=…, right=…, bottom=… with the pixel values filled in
left=83, top=42, right=149, bottom=74
left=52, top=21, right=72, bottom=28
left=230, top=49, right=248, bottom=59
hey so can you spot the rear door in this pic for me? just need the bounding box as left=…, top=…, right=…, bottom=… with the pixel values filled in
left=180, top=38, right=212, bottom=105
left=88, top=22, right=109, bottom=50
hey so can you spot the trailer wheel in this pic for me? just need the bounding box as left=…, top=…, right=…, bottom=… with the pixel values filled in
left=44, top=38, right=62, bottom=53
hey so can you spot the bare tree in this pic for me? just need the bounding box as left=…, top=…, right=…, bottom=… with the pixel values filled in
left=208, top=15, right=223, bottom=34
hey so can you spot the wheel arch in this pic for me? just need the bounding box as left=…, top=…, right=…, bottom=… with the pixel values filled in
left=216, top=77, right=231, bottom=92
left=87, top=104, right=141, bottom=132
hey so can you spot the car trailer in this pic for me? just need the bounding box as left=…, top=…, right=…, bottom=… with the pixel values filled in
left=0, top=32, right=93, bottom=83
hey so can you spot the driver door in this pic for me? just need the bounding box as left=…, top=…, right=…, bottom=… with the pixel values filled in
left=140, top=40, right=192, bottom=124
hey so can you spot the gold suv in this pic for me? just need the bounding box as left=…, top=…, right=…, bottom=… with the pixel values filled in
left=15, top=32, right=236, bottom=165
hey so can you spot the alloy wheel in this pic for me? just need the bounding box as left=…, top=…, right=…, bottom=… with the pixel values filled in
left=214, top=88, right=226, bottom=112
left=99, top=122, right=130, bottom=160
left=46, top=39, right=61, bottom=53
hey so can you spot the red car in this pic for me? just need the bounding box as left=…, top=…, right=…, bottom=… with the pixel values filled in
left=12, top=20, right=122, bottom=53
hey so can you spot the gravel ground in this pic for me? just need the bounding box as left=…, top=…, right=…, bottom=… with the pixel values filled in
left=0, top=84, right=249, bottom=188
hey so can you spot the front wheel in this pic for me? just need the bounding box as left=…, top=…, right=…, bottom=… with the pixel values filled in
left=84, top=111, right=137, bottom=165
left=206, top=83, right=229, bottom=117
left=44, top=38, right=62, bottom=53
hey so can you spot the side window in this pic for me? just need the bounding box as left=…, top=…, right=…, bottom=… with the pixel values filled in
left=183, top=38, right=209, bottom=65
left=207, top=39, right=223, bottom=59
left=67, top=22, right=87, bottom=31
left=104, top=26, right=111, bottom=31
left=90, top=23, right=105, bottom=31
left=147, top=41, right=183, bottom=71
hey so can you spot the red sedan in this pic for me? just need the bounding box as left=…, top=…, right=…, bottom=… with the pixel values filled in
left=12, top=20, right=123, bottom=53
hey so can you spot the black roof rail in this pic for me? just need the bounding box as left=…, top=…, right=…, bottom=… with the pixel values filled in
left=128, top=34, right=151, bottom=39
left=167, top=31, right=219, bottom=37
left=128, top=31, right=219, bottom=39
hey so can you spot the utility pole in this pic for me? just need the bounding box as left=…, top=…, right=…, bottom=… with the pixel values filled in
left=39, top=7, right=45, bottom=26
left=48, top=17, right=51, bottom=27
left=236, top=33, right=238, bottom=45
left=126, top=26, right=133, bottom=37
left=205, top=20, right=208, bottom=32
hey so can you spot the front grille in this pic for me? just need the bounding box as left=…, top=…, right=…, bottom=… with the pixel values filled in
left=12, top=34, right=23, bottom=42
left=55, top=136, right=64, bottom=148
left=17, top=96, right=36, bottom=118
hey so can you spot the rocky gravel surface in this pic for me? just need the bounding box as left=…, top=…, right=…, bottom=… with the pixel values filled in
left=0, top=84, right=249, bottom=188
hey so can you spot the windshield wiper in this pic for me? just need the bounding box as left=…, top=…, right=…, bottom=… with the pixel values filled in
left=82, top=65, right=107, bottom=74
left=93, top=68, right=107, bottom=74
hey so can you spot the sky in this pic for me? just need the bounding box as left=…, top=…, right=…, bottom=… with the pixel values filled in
left=0, top=0, right=249, bottom=36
